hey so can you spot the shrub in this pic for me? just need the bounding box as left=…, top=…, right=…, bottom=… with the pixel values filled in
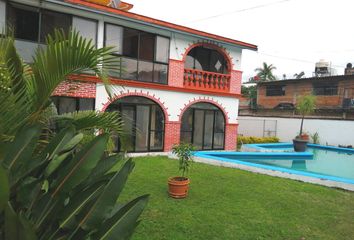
left=237, top=135, right=279, bottom=148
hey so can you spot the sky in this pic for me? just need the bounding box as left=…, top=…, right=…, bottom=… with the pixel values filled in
left=127, top=0, right=354, bottom=82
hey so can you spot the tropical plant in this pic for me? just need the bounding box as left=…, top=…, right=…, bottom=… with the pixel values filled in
left=0, top=29, right=122, bottom=144
left=172, top=143, right=195, bottom=178
left=0, top=125, right=149, bottom=239
left=254, top=62, right=277, bottom=81
left=296, top=95, right=316, bottom=136
left=311, top=132, right=320, bottom=144
left=0, top=30, right=148, bottom=239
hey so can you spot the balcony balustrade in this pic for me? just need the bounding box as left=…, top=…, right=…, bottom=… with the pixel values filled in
left=183, top=68, right=231, bottom=92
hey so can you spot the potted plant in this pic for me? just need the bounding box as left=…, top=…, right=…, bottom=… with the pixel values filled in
left=293, top=95, right=316, bottom=152
left=168, top=143, right=195, bottom=199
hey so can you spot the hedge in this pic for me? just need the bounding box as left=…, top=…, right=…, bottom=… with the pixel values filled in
left=237, top=135, right=279, bottom=146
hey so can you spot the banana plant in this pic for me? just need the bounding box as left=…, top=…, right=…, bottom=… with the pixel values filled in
left=0, top=125, right=149, bottom=239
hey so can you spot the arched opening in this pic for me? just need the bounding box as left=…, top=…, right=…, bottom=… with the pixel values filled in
left=185, top=45, right=230, bottom=74
left=106, top=96, right=165, bottom=152
left=180, top=102, right=225, bottom=150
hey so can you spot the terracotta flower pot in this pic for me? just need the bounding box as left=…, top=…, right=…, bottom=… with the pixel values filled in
left=168, top=177, right=190, bottom=199
left=300, top=134, right=310, bottom=141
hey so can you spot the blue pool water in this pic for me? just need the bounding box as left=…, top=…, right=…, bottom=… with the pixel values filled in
left=195, top=143, right=354, bottom=184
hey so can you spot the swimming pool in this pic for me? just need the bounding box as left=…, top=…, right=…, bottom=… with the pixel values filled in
left=194, top=143, right=354, bottom=190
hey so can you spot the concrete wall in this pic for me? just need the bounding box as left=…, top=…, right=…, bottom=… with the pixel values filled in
left=238, top=116, right=354, bottom=146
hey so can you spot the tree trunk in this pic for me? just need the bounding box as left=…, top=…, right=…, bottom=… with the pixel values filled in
left=299, top=115, right=304, bottom=135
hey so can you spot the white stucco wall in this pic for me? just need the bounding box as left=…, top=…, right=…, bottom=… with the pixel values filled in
left=0, top=0, right=5, bottom=31
left=96, top=84, right=239, bottom=124
left=238, top=116, right=354, bottom=146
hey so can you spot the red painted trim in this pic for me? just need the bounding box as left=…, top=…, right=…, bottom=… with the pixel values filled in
left=100, top=91, right=170, bottom=121
left=178, top=98, right=229, bottom=124
left=68, top=74, right=242, bottom=98
left=65, top=0, right=257, bottom=50
left=182, top=42, right=234, bottom=72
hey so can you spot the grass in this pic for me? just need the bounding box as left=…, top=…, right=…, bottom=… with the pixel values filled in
left=120, top=156, right=354, bottom=240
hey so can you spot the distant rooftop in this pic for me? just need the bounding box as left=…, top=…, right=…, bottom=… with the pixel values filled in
left=257, top=75, right=354, bottom=85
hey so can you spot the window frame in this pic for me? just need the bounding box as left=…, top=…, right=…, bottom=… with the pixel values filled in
left=180, top=103, right=225, bottom=151
left=106, top=97, right=165, bottom=153
left=186, top=46, right=229, bottom=74
left=312, top=83, right=338, bottom=96
left=52, top=96, right=95, bottom=115
left=104, top=22, right=170, bottom=85
left=265, top=85, right=286, bottom=97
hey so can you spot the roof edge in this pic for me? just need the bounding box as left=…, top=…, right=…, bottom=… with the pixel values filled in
left=63, top=0, right=257, bottom=50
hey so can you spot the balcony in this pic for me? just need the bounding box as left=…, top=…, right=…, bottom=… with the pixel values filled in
left=183, top=68, right=231, bottom=92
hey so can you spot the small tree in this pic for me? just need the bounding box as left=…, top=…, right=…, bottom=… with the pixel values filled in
left=296, top=95, right=316, bottom=136
left=172, top=143, right=195, bottom=178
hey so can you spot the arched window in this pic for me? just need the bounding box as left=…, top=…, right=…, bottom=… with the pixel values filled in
left=180, top=103, right=225, bottom=150
left=185, top=46, right=229, bottom=74
left=106, top=96, right=165, bottom=152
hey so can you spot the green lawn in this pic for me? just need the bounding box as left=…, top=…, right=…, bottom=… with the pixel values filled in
left=120, top=156, right=354, bottom=240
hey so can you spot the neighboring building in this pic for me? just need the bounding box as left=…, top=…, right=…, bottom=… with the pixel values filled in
left=345, top=63, right=354, bottom=75
left=257, top=75, right=354, bottom=110
left=1, top=0, right=257, bottom=152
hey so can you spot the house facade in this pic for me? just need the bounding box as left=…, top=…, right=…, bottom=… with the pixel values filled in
left=0, top=0, right=257, bottom=152
left=257, top=75, right=354, bottom=110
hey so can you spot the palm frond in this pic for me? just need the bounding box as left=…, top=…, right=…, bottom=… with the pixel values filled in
left=53, top=110, right=124, bottom=134
left=30, top=29, right=119, bottom=114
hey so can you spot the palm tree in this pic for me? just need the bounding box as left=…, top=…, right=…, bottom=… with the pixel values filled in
left=0, top=30, right=149, bottom=239
left=254, top=62, right=277, bottom=81
left=0, top=29, right=123, bottom=144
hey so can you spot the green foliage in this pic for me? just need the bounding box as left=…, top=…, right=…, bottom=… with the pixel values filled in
left=254, top=62, right=277, bottom=81
left=311, top=132, right=320, bottom=144
left=0, top=30, right=148, bottom=239
left=172, top=143, right=195, bottom=178
left=237, top=135, right=279, bottom=148
left=0, top=126, right=149, bottom=239
left=296, top=95, right=316, bottom=135
left=296, top=95, right=316, bottom=116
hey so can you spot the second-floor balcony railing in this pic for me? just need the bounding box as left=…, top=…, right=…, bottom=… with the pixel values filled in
left=183, top=68, right=231, bottom=92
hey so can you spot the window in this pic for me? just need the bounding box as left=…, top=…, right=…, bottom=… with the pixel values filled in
left=105, top=24, right=170, bottom=84
left=180, top=103, right=225, bottom=150
left=266, top=85, right=286, bottom=96
left=8, top=4, right=71, bottom=43
left=106, top=96, right=165, bottom=152
left=105, top=24, right=123, bottom=54
left=40, top=9, right=71, bottom=43
left=52, top=97, right=95, bottom=114
left=72, top=17, right=97, bottom=46
left=185, top=46, right=228, bottom=74
left=313, top=83, right=338, bottom=96
left=7, top=4, right=39, bottom=42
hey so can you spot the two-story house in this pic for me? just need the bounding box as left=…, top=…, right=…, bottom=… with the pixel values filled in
left=0, top=0, right=257, bottom=152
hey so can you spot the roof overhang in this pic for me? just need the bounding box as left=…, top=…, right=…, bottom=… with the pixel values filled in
left=45, top=0, right=257, bottom=50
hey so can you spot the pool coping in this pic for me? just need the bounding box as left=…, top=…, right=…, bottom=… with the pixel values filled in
left=194, top=145, right=354, bottom=191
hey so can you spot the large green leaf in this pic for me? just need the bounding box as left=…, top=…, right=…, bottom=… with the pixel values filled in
left=92, top=195, right=149, bottom=240
left=4, top=202, right=37, bottom=240
left=50, top=134, right=109, bottom=198
left=82, top=159, right=135, bottom=229
left=2, top=125, right=41, bottom=170
left=0, top=165, right=9, bottom=212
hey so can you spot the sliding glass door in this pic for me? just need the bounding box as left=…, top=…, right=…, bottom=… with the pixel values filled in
left=107, top=96, right=165, bottom=152
left=181, top=103, right=225, bottom=150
